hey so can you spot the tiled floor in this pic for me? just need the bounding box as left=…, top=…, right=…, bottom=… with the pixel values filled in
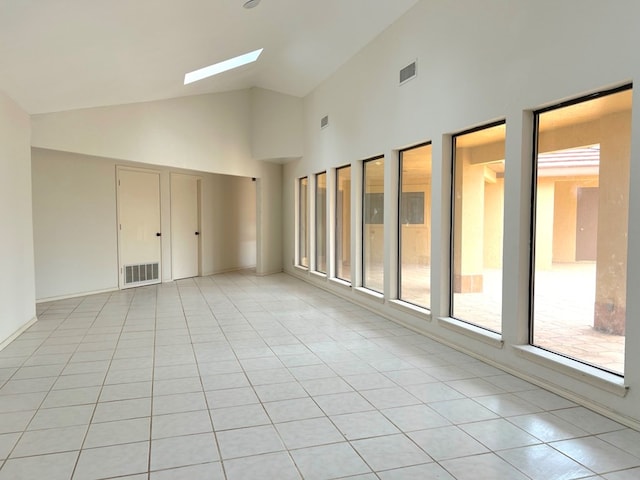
left=0, top=271, right=639, bottom=479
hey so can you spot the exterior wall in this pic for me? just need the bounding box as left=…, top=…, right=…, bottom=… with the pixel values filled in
left=283, top=0, right=640, bottom=427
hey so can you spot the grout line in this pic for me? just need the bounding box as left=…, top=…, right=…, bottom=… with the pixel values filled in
left=0, top=293, right=117, bottom=471
left=145, top=284, right=159, bottom=478
left=0, top=272, right=636, bottom=479
left=69, top=288, right=138, bottom=479
left=179, top=277, right=228, bottom=479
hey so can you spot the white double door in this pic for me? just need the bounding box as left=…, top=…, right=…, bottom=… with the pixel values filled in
left=117, top=168, right=201, bottom=288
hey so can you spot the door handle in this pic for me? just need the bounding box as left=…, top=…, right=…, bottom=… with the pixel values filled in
left=195, top=232, right=200, bottom=235
left=156, top=233, right=161, bottom=237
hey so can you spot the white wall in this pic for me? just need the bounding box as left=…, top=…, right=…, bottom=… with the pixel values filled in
left=32, top=149, right=119, bottom=299
left=32, top=148, right=257, bottom=301
left=31, top=91, right=259, bottom=177
left=250, top=88, right=303, bottom=161
left=0, top=91, right=36, bottom=346
left=30, top=88, right=290, bottom=298
left=257, top=161, right=283, bottom=276
left=202, top=173, right=257, bottom=276
left=284, top=0, right=640, bottom=427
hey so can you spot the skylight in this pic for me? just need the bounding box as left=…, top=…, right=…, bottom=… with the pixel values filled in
left=184, top=48, right=263, bottom=85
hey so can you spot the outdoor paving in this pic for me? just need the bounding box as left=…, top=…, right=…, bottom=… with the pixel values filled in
left=402, top=263, right=625, bottom=375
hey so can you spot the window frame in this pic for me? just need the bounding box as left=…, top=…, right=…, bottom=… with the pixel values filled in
left=362, top=155, right=385, bottom=293
left=528, top=83, right=632, bottom=375
left=398, top=141, right=432, bottom=309
left=335, top=164, right=352, bottom=283
left=297, top=176, right=309, bottom=269
left=314, top=171, right=327, bottom=274
left=449, top=119, right=506, bottom=333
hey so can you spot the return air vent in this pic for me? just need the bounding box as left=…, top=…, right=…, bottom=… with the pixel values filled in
left=320, top=115, right=329, bottom=129
left=124, top=263, right=159, bottom=286
left=399, top=61, right=417, bottom=85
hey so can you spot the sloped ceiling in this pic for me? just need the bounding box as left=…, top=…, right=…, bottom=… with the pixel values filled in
left=0, top=0, right=418, bottom=114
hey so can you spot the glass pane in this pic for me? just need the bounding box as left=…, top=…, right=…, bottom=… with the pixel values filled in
left=532, top=88, right=631, bottom=375
left=298, top=177, right=308, bottom=268
left=363, top=157, right=384, bottom=292
left=399, top=144, right=432, bottom=308
left=315, top=172, right=327, bottom=273
left=452, top=123, right=506, bottom=333
left=336, top=166, right=351, bottom=282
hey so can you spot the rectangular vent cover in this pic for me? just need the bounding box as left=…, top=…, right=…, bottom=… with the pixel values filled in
left=125, top=263, right=159, bottom=285
left=399, top=61, right=417, bottom=85
left=320, top=115, right=329, bottom=129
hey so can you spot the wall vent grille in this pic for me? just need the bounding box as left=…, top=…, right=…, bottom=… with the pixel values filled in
left=399, top=61, right=417, bottom=85
left=321, top=115, right=329, bottom=129
left=124, top=263, right=159, bottom=285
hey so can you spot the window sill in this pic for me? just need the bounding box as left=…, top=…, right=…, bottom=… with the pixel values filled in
left=513, top=345, right=628, bottom=397
left=354, top=287, right=385, bottom=304
left=389, top=299, right=431, bottom=321
left=310, top=271, right=327, bottom=281
left=437, top=317, right=504, bottom=349
left=294, top=265, right=309, bottom=274
left=329, top=277, right=352, bottom=291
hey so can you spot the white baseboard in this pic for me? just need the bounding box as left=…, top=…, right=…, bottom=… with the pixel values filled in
left=256, top=268, right=283, bottom=277
left=36, top=287, right=119, bottom=304
left=201, top=266, right=258, bottom=277
left=0, top=316, right=38, bottom=352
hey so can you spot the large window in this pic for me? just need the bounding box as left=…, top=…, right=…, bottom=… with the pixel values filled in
left=531, top=86, right=631, bottom=375
left=335, top=166, right=351, bottom=282
left=399, top=143, right=432, bottom=308
left=363, top=157, right=384, bottom=292
left=315, top=172, right=327, bottom=273
left=451, top=122, right=506, bottom=333
left=298, top=177, right=309, bottom=268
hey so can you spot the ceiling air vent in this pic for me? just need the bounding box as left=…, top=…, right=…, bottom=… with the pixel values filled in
left=321, top=115, right=329, bottom=129
left=399, top=61, right=417, bottom=85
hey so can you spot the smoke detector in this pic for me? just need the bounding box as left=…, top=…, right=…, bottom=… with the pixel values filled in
left=243, top=0, right=261, bottom=8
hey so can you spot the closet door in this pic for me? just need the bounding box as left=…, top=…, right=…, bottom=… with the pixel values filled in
left=171, top=173, right=200, bottom=280
left=117, top=168, right=162, bottom=288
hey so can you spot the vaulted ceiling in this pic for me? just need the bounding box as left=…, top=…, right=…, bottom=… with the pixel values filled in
left=0, top=0, right=418, bottom=114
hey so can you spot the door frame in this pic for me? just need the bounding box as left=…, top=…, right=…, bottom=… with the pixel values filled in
left=169, top=173, right=203, bottom=280
left=116, top=166, right=163, bottom=289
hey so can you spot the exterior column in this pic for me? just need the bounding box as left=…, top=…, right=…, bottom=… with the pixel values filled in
left=534, top=179, right=554, bottom=271
left=594, top=111, right=631, bottom=334
left=453, top=149, right=485, bottom=293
